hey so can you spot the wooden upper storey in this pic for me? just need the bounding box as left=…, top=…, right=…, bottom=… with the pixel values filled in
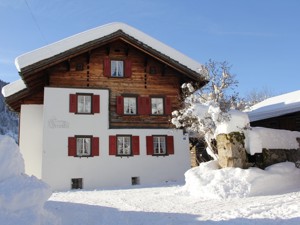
left=5, top=29, right=206, bottom=128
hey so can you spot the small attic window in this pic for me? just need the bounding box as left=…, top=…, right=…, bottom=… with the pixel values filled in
left=76, top=63, right=84, bottom=71
left=149, top=66, right=157, bottom=75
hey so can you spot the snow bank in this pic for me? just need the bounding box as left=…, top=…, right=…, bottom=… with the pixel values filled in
left=0, top=135, right=59, bottom=225
left=184, top=160, right=300, bottom=199
left=215, top=110, right=250, bottom=136
left=245, top=127, right=300, bottom=155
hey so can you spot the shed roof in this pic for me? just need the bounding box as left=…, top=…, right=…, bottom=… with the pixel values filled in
left=247, top=90, right=300, bottom=122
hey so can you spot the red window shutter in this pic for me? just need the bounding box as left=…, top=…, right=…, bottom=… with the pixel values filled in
left=69, top=94, right=77, bottom=113
left=109, top=136, right=117, bottom=155
left=145, top=97, right=151, bottom=115
left=138, top=97, right=151, bottom=115
left=116, top=96, right=124, bottom=115
left=68, top=137, right=76, bottom=156
left=124, top=59, right=132, bottom=78
left=167, top=136, right=174, bottom=155
left=132, top=136, right=140, bottom=155
left=138, top=96, right=148, bottom=115
left=92, top=137, right=99, bottom=156
left=146, top=136, right=154, bottom=155
left=92, top=95, right=100, bottom=114
left=103, top=58, right=111, bottom=77
left=165, top=97, right=172, bottom=115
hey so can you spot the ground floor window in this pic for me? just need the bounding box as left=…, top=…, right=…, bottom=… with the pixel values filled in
left=76, top=136, right=91, bottom=156
left=71, top=178, right=83, bottom=189
left=146, top=135, right=174, bottom=156
left=117, top=135, right=132, bottom=156
left=153, top=136, right=167, bottom=155
left=109, top=135, right=140, bottom=156
left=68, top=136, right=99, bottom=157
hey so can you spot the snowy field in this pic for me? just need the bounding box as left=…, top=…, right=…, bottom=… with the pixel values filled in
left=46, top=182, right=300, bottom=225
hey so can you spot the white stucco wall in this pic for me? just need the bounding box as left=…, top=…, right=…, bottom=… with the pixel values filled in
left=19, top=104, right=43, bottom=178
left=21, top=87, right=190, bottom=191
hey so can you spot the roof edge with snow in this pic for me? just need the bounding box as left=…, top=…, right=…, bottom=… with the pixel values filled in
left=15, top=22, right=202, bottom=75
left=247, top=90, right=300, bottom=122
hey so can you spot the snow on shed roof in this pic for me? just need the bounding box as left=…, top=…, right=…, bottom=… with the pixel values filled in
left=247, top=90, right=300, bottom=122
left=15, top=22, right=202, bottom=73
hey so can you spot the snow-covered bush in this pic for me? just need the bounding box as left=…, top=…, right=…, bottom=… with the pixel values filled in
left=172, top=60, right=243, bottom=159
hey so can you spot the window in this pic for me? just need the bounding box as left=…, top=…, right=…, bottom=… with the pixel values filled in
left=117, top=136, right=131, bottom=156
left=111, top=60, right=124, bottom=77
left=68, top=136, right=99, bottom=157
left=76, top=63, right=84, bottom=71
left=77, top=94, right=92, bottom=114
left=151, top=97, right=164, bottom=115
left=131, top=177, right=140, bottom=185
left=109, top=135, right=140, bottom=156
left=124, top=97, right=137, bottom=115
left=116, top=95, right=171, bottom=115
left=104, top=58, right=132, bottom=78
left=71, top=178, right=83, bottom=189
left=153, top=136, right=166, bottom=155
left=146, top=135, right=174, bottom=156
left=69, top=93, right=100, bottom=114
left=76, top=137, right=91, bottom=156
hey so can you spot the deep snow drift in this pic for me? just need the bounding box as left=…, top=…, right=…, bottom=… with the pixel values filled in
left=184, top=160, right=300, bottom=199
left=0, top=135, right=59, bottom=225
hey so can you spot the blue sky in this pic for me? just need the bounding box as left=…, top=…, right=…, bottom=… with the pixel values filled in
left=1, top=0, right=299, bottom=97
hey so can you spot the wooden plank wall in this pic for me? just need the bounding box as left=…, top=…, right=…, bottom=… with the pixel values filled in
left=26, top=40, right=187, bottom=129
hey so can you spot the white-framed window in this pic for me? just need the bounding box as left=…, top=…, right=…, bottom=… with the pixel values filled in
left=111, top=60, right=124, bottom=77
left=117, top=135, right=131, bottom=156
left=151, top=97, right=164, bottom=115
left=77, top=94, right=92, bottom=114
left=76, top=137, right=91, bottom=156
left=153, top=136, right=166, bottom=155
left=124, top=97, right=137, bottom=115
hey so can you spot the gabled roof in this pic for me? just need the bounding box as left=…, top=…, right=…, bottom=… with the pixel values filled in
left=247, top=90, right=300, bottom=122
left=2, top=22, right=203, bottom=98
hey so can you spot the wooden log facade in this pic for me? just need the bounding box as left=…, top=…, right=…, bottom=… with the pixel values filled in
left=12, top=39, right=200, bottom=129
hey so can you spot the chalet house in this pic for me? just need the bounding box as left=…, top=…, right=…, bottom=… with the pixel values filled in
left=248, top=90, right=300, bottom=132
left=2, top=22, right=205, bottom=191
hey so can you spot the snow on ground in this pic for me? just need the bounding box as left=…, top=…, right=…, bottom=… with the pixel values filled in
left=46, top=161, right=300, bottom=225
left=1, top=134, right=300, bottom=225
left=0, top=135, right=59, bottom=225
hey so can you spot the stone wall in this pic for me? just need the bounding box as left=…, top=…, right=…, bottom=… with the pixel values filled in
left=216, top=132, right=300, bottom=169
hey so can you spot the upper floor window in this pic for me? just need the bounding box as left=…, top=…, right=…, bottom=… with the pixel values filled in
left=104, top=58, right=132, bottom=78
left=68, top=136, right=99, bottom=157
left=69, top=93, right=100, bottom=114
left=116, top=95, right=172, bottom=116
left=124, top=97, right=137, bottom=115
left=77, top=94, right=92, bottom=114
left=111, top=60, right=124, bottom=77
left=151, top=97, right=164, bottom=115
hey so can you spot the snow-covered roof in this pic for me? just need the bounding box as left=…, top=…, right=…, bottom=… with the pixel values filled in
left=247, top=90, right=300, bottom=122
left=16, top=22, right=202, bottom=73
left=3, top=22, right=202, bottom=98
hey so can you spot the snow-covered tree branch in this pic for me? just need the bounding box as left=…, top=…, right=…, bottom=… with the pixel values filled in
left=171, top=60, right=241, bottom=159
